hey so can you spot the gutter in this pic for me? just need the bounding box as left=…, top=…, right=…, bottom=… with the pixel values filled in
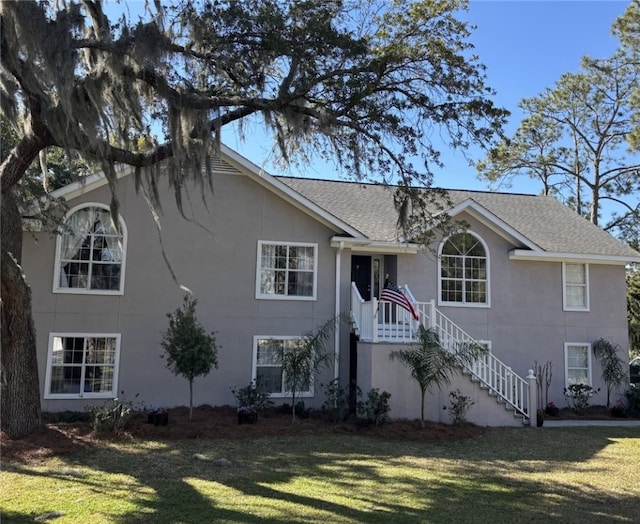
left=509, top=249, right=640, bottom=265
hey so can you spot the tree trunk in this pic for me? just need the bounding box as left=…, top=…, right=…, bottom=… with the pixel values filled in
left=291, top=391, right=297, bottom=424
left=189, top=379, right=193, bottom=422
left=576, top=177, right=583, bottom=217
left=1, top=191, right=42, bottom=437
left=591, top=189, right=599, bottom=226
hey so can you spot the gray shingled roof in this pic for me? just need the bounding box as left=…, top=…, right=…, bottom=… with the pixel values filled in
left=278, top=177, right=640, bottom=259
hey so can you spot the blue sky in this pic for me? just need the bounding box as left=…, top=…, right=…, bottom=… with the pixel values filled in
left=429, top=0, right=629, bottom=193
left=222, top=0, right=630, bottom=194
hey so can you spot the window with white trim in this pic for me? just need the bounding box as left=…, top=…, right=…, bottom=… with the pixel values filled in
left=253, top=337, right=313, bottom=397
left=54, top=204, right=127, bottom=294
left=44, top=334, right=121, bottom=399
left=563, top=263, right=589, bottom=311
left=256, top=241, right=317, bottom=299
left=564, top=343, right=592, bottom=386
left=439, top=232, right=488, bottom=305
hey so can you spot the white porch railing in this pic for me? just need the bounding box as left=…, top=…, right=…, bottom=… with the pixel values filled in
left=350, top=282, right=419, bottom=342
left=350, top=282, right=530, bottom=420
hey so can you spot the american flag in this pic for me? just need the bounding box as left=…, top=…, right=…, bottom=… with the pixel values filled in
left=380, top=280, right=419, bottom=321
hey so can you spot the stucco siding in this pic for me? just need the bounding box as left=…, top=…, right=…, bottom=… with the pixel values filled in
left=358, top=342, right=524, bottom=426
left=23, top=168, right=341, bottom=412
left=22, top=162, right=633, bottom=424
left=389, top=213, right=630, bottom=412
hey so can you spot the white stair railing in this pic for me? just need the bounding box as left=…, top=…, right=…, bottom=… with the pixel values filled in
left=428, top=301, right=529, bottom=419
left=349, top=284, right=530, bottom=422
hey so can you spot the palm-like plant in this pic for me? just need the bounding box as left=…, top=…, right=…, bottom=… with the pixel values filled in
left=279, top=316, right=344, bottom=423
left=390, top=326, right=487, bottom=427
left=592, top=338, right=627, bottom=408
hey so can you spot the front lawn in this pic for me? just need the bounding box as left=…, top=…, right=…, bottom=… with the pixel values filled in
left=2, top=426, right=639, bottom=523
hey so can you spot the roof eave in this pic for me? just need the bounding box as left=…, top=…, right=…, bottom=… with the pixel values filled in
left=48, top=164, right=133, bottom=201
left=509, top=249, right=640, bottom=265
left=36, top=145, right=364, bottom=239
left=330, top=237, right=419, bottom=254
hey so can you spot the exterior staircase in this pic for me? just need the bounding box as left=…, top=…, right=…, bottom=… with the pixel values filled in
left=351, top=282, right=532, bottom=425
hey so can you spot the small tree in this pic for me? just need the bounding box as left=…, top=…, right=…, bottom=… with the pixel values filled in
left=278, top=317, right=341, bottom=423
left=534, top=360, right=553, bottom=408
left=161, top=295, right=219, bottom=421
left=390, top=326, right=487, bottom=427
left=592, top=338, right=627, bottom=408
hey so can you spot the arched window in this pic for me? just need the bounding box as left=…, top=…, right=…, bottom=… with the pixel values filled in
left=54, top=204, right=127, bottom=294
left=439, top=232, right=488, bottom=305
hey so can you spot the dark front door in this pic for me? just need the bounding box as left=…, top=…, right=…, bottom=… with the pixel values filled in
left=351, top=255, right=372, bottom=301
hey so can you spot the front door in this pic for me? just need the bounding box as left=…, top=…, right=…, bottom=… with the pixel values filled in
left=351, top=255, right=372, bottom=301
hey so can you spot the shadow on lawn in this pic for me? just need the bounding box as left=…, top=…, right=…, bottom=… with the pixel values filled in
left=3, top=426, right=639, bottom=523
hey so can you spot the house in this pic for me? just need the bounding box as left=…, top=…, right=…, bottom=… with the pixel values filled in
left=22, top=145, right=640, bottom=426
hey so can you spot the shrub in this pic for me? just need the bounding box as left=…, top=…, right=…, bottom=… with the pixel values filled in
left=610, top=398, right=626, bottom=418
left=358, top=388, right=391, bottom=427
left=625, top=384, right=640, bottom=412
left=230, top=382, right=272, bottom=413
left=564, top=384, right=599, bottom=415
left=86, top=395, right=139, bottom=433
left=446, top=389, right=475, bottom=425
left=545, top=401, right=560, bottom=416
left=147, top=407, right=169, bottom=426
left=321, top=379, right=360, bottom=422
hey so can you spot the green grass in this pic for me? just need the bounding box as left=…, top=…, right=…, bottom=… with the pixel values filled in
left=2, top=427, right=639, bottom=523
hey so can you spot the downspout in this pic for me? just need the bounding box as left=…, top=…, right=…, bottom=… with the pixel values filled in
left=334, top=241, right=344, bottom=381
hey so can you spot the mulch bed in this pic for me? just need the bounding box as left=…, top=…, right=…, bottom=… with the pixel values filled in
left=1, top=405, right=485, bottom=464
left=548, top=405, right=640, bottom=420
left=4, top=404, right=637, bottom=465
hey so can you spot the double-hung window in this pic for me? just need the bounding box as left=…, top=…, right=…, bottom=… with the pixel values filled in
left=439, top=232, right=489, bottom=306
left=253, top=337, right=313, bottom=397
left=44, top=333, right=121, bottom=399
left=563, top=262, right=589, bottom=311
left=256, top=241, right=317, bottom=300
left=54, top=204, right=127, bottom=294
left=564, top=343, right=592, bottom=386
